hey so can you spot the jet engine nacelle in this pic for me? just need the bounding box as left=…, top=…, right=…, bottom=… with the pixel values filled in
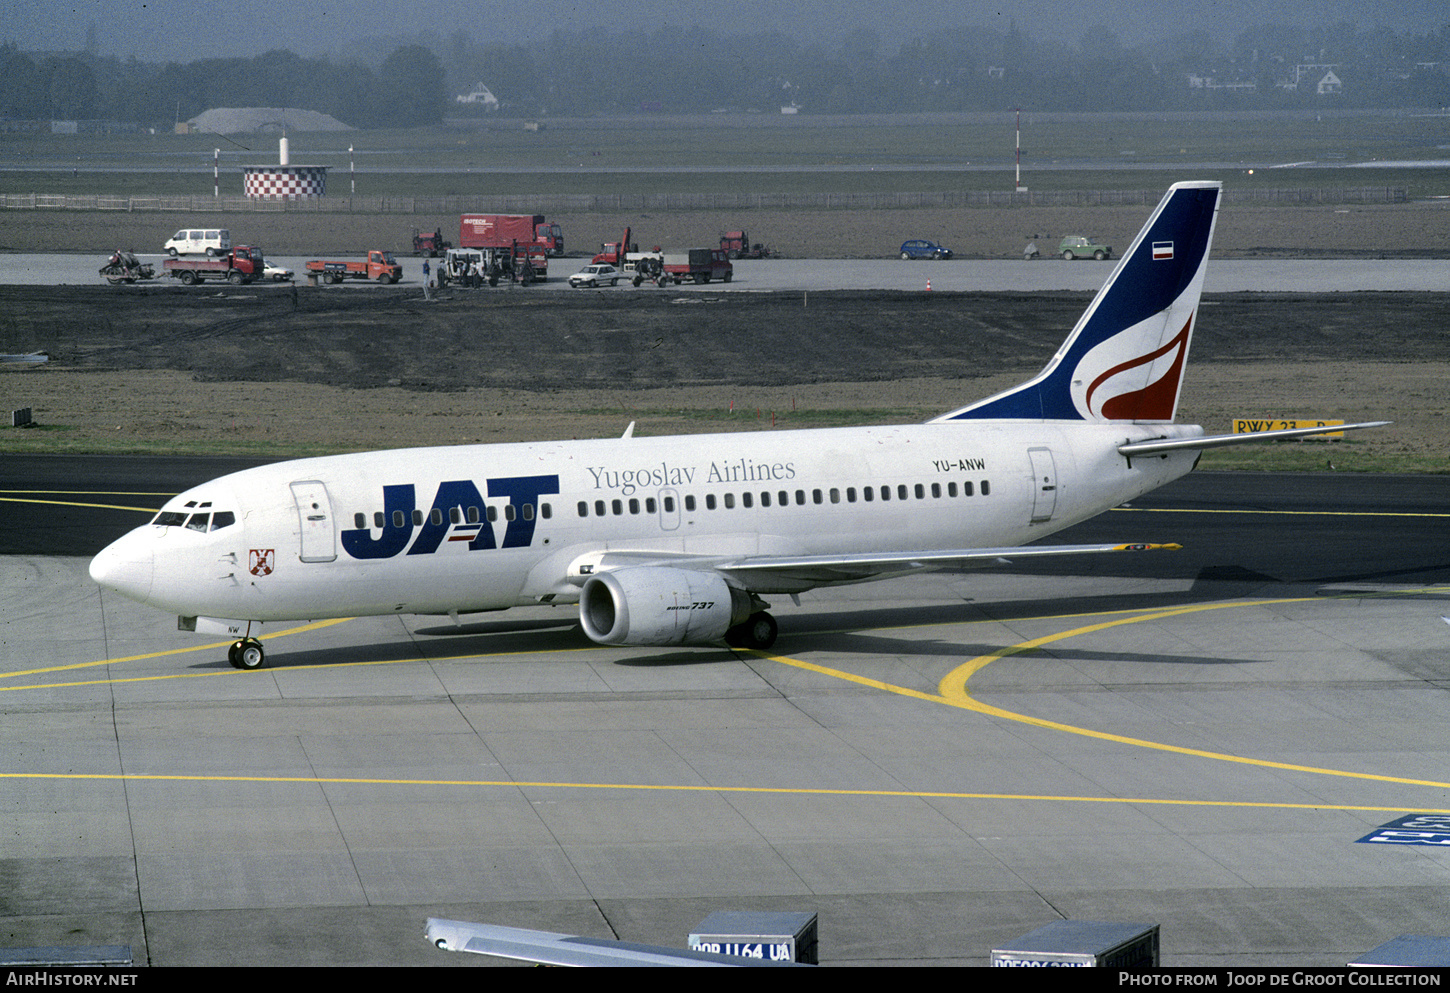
left=579, top=567, right=753, bottom=646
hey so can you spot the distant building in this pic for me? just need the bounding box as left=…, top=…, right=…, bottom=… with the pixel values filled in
left=188, top=107, right=352, bottom=134
left=456, top=84, right=499, bottom=110
left=1279, top=64, right=1343, bottom=95
left=1187, top=72, right=1257, bottom=93
left=1316, top=70, right=1342, bottom=95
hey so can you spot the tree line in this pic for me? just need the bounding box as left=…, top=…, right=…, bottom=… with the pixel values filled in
left=0, top=44, right=446, bottom=128
left=3, top=19, right=1448, bottom=128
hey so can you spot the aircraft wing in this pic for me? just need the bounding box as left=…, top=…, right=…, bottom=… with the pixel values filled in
left=712, top=542, right=1179, bottom=586
left=1119, top=420, right=1390, bottom=457
left=572, top=542, right=1179, bottom=591
left=425, top=918, right=806, bottom=967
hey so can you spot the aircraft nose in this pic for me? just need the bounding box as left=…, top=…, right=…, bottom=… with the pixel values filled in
left=89, top=531, right=155, bottom=603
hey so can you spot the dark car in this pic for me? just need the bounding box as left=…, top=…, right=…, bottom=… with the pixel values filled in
left=899, top=239, right=953, bottom=260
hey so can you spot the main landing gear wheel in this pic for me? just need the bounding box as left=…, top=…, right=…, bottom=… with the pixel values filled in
left=228, top=638, right=266, bottom=670
left=725, top=612, right=778, bottom=650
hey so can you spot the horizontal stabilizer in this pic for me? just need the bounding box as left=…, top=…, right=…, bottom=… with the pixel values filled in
left=426, top=918, right=805, bottom=967
left=1119, top=421, right=1390, bottom=457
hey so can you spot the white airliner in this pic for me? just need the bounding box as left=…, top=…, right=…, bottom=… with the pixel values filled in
left=90, top=182, right=1384, bottom=670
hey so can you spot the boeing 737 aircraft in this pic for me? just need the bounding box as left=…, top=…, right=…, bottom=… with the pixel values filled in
left=90, top=182, right=1383, bottom=669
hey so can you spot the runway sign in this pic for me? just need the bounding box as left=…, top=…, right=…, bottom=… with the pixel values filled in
left=1234, top=418, right=1345, bottom=438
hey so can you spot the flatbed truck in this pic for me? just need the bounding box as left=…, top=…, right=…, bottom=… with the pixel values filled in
left=305, top=250, right=403, bottom=284
left=163, top=246, right=266, bottom=285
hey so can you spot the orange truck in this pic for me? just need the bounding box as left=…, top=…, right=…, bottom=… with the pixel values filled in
left=305, top=250, right=403, bottom=284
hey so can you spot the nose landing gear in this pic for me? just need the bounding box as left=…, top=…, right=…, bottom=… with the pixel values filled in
left=228, top=638, right=266, bottom=670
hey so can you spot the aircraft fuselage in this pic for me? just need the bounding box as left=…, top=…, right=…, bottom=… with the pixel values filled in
left=91, top=419, right=1202, bottom=623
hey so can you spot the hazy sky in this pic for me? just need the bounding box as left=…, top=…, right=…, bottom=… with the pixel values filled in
left=5, top=0, right=1446, bottom=61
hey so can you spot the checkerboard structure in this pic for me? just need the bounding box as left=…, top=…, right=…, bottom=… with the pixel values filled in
left=242, top=165, right=328, bottom=199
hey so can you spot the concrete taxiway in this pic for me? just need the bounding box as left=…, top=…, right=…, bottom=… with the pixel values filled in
left=3, top=470, right=1449, bottom=966
left=5, top=254, right=1450, bottom=293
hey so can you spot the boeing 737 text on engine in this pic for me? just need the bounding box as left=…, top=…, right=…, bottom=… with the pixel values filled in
left=89, top=182, right=1385, bottom=670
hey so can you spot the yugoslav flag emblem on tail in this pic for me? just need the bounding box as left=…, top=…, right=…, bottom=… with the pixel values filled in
left=935, top=181, right=1221, bottom=424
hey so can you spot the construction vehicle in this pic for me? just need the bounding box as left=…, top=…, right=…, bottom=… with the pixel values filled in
left=163, top=246, right=266, bottom=285
left=305, top=250, right=403, bottom=284
left=412, top=227, right=451, bottom=257
left=719, top=230, right=773, bottom=259
left=591, top=228, right=663, bottom=273
left=99, top=250, right=156, bottom=285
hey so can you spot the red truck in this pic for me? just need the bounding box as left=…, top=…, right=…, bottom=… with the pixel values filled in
left=411, top=227, right=451, bottom=256
left=592, top=227, right=633, bottom=266
left=459, top=213, right=562, bottom=262
left=719, top=230, right=773, bottom=259
left=631, top=248, right=733, bottom=287
left=662, top=248, right=733, bottom=284
left=163, top=246, right=266, bottom=285
left=591, top=227, right=663, bottom=273
left=305, top=250, right=403, bottom=284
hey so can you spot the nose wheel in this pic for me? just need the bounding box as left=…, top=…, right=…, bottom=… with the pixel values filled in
left=228, top=638, right=267, bottom=670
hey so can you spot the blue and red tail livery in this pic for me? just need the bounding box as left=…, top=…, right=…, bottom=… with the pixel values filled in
left=935, top=180, right=1221, bottom=424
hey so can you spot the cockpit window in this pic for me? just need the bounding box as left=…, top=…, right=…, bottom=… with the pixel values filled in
left=153, top=509, right=235, bottom=530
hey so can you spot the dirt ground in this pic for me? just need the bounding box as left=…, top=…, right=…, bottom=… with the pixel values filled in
left=1, top=282, right=1443, bottom=472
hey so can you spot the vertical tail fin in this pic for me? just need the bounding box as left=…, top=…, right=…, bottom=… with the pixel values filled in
left=935, top=181, right=1221, bottom=424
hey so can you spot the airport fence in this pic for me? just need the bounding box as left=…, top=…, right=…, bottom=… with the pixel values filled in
left=0, top=187, right=1409, bottom=214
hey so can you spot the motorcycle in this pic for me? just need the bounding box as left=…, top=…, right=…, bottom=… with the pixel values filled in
left=99, top=250, right=157, bottom=285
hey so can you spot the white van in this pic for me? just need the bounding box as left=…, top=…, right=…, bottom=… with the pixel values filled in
left=164, top=228, right=231, bottom=257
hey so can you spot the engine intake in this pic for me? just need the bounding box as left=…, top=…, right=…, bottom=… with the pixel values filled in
left=579, top=567, right=753, bottom=646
